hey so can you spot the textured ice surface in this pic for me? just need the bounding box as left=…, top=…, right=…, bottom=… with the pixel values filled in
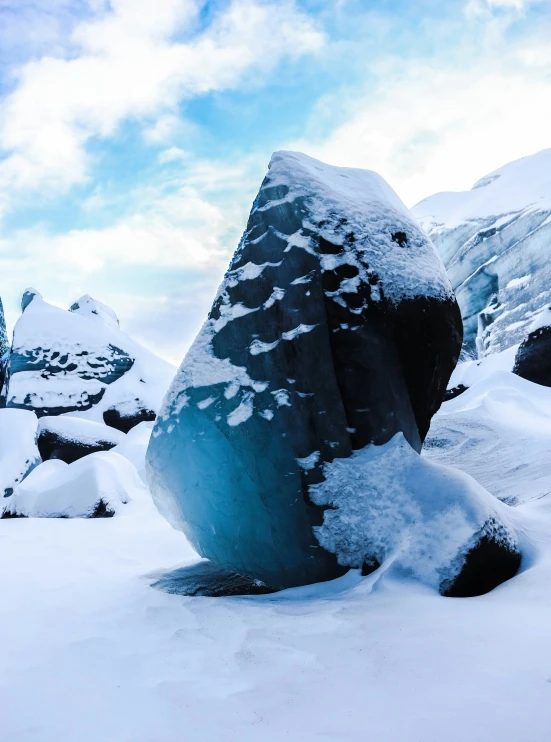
left=413, top=149, right=551, bottom=356
left=148, top=151, right=462, bottom=589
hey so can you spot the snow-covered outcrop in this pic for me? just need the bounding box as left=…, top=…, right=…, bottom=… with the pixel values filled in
left=3, top=291, right=175, bottom=424
left=0, top=409, right=41, bottom=503
left=4, top=451, right=143, bottom=519
left=0, top=292, right=175, bottom=517
left=413, top=149, right=551, bottom=357
left=147, top=151, right=470, bottom=591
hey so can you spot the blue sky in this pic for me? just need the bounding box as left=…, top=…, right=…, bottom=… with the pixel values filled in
left=0, top=0, right=550, bottom=362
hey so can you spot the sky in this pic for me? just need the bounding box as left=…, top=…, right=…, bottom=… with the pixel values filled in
left=0, top=0, right=550, bottom=363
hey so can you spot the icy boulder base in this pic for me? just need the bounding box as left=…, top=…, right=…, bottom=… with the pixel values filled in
left=513, top=306, right=551, bottom=387
left=413, top=149, right=551, bottom=356
left=147, top=150, right=462, bottom=590
left=4, top=451, right=142, bottom=519
left=312, top=434, right=521, bottom=597
left=37, top=416, right=125, bottom=464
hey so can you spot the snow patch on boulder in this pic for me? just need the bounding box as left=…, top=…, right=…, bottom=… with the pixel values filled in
left=311, top=433, right=519, bottom=594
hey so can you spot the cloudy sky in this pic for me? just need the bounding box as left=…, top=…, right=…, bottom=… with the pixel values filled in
left=0, top=0, right=550, bottom=362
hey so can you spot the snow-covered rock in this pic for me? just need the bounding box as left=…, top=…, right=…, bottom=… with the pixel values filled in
left=0, top=409, right=41, bottom=505
left=103, top=399, right=156, bottom=433
left=3, top=291, right=175, bottom=423
left=37, top=416, right=125, bottom=464
left=413, top=149, right=551, bottom=357
left=513, top=304, right=551, bottom=387
left=5, top=451, right=142, bottom=518
left=311, top=433, right=520, bottom=597
left=147, top=150, right=463, bottom=590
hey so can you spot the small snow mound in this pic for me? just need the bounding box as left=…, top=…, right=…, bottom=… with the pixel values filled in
left=6, top=451, right=143, bottom=518
left=310, top=433, right=518, bottom=591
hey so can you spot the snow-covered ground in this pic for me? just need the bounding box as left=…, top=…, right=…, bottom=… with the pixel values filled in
left=1, top=368, right=551, bottom=741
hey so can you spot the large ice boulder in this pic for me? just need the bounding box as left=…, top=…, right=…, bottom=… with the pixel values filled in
left=513, top=305, right=551, bottom=387
left=4, top=451, right=141, bottom=518
left=413, top=149, right=551, bottom=357
left=2, top=291, right=175, bottom=423
left=147, top=151, right=465, bottom=590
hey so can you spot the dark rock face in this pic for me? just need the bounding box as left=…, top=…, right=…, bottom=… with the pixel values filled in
left=36, top=417, right=124, bottom=464
left=441, top=532, right=522, bottom=598
left=90, top=499, right=115, bottom=518
left=513, top=314, right=551, bottom=387
left=444, top=383, right=468, bottom=402
left=103, top=401, right=156, bottom=433
left=38, top=429, right=118, bottom=464
left=147, top=151, right=463, bottom=591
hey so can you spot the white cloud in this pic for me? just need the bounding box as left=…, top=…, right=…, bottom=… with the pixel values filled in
left=0, top=0, right=323, bottom=195
left=293, top=35, right=551, bottom=206
left=157, top=146, right=189, bottom=164
left=105, top=287, right=219, bottom=364
left=0, top=152, right=261, bottom=350
left=465, top=0, right=545, bottom=16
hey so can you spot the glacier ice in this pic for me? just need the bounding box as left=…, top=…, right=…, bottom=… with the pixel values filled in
left=413, top=149, right=551, bottom=357
left=147, top=150, right=465, bottom=590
